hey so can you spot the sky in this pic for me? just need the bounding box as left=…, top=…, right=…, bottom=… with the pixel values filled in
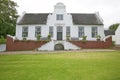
left=13, top=0, right=120, bottom=29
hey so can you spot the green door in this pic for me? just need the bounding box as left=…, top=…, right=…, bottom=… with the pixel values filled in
left=57, top=26, right=63, bottom=40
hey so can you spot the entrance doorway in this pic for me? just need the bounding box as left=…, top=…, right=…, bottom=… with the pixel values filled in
left=54, top=44, right=64, bottom=50
left=57, top=26, right=63, bottom=40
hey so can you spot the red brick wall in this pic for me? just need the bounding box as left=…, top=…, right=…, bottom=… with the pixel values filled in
left=6, top=36, right=47, bottom=51
left=69, top=36, right=112, bottom=49
left=6, top=36, right=112, bottom=51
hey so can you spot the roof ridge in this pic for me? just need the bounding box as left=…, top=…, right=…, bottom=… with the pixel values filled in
left=25, top=13, right=50, bottom=14
left=24, top=13, right=95, bottom=15
left=70, top=13, right=95, bottom=14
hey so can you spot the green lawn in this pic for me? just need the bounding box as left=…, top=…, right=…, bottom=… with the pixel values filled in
left=0, top=51, right=120, bottom=80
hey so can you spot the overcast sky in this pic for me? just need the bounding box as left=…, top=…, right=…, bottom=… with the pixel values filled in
left=13, top=0, right=120, bottom=29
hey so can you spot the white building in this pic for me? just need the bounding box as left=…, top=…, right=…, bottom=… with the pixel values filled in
left=115, top=25, right=120, bottom=45
left=15, top=2, right=105, bottom=50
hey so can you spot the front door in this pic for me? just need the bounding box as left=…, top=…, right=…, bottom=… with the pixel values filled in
left=57, top=26, right=63, bottom=40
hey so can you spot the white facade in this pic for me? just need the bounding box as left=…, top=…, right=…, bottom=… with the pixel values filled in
left=15, top=3, right=105, bottom=50
left=115, top=25, right=120, bottom=45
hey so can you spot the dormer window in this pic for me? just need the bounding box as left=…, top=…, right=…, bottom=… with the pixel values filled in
left=56, top=14, right=63, bottom=20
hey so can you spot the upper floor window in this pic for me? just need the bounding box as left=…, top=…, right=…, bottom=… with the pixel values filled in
left=92, top=27, right=98, bottom=38
left=22, top=27, right=28, bottom=37
left=35, top=26, right=41, bottom=37
left=66, top=26, right=70, bottom=36
left=56, top=14, right=63, bottom=20
left=78, top=27, right=84, bottom=38
left=49, top=26, right=53, bottom=37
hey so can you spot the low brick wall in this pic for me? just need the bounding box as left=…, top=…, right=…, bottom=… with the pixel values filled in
left=6, top=36, right=47, bottom=51
left=6, top=36, right=112, bottom=51
left=69, top=36, right=112, bottom=49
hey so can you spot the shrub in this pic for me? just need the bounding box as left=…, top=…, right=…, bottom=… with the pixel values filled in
left=47, top=34, right=51, bottom=40
left=0, top=36, right=6, bottom=44
left=36, top=34, right=41, bottom=40
left=23, top=37, right=27, bottom=41
left=82, top=36, right=87, bottom=43
left=66, top=35, right=70, bottom=40
left=112, top=41, right=115, bottom=46
left=96, top=35, right=101, bottom=41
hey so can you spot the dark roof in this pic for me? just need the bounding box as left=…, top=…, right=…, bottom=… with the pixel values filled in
left=17, top=13, right=103, bottom=25
left=104, top=30, right=115, bottom=36
left=17, top=13, right=49, bottom=25
left=71, top=13, right=103, bottom=25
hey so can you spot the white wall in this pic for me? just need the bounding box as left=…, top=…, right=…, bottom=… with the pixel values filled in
left=16, top=25, right=48, bottom=40
left=71, top=25, right=105, bottom=40
left=71, top=26, right=78, bottom=38
left=112, top=35, right=115, bottom=42
left=115, top=25, right=120, bottom=45
left=16, top=25, right=22, bottom=40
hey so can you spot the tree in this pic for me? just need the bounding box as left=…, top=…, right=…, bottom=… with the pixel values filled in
left=0, top=0, right=18, bottom=38
left=109, top=23, right=119, bottom=31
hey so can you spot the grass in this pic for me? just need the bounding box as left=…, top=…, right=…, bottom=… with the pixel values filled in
left=0, top=51, right=120, bottom=80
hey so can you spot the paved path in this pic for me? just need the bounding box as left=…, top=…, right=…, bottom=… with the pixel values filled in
left=0, top=49, right=117, bottom=54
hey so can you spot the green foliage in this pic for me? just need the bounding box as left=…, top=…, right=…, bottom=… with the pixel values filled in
left=109, top=23, right=119, bottom=31
left=47, top=34, right=51, bottom=40
left=23, top=37, right=27, bottom=41
left=82, top=36, right=87, bottom=40
left=96, top=35, right=101, bottom=41
left=0, top=0, right=18, bottom=38
left=82, top=35, right=87, bottom=43
left=0, top=36, right=6, bottom=44
left=36, top=34, right=41, bottom=40
left=0, top=51, right=120, bottom=80
left=66, top=35, right=70, bottom=40
left=112, top=41, right=115, bottom=46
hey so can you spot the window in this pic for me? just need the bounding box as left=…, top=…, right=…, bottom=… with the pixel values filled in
left=49, top=26, right=53, bottom=37
left=35, top=26, right=41, bottom=37
left=22, top=27, right=28, bottom=37
left=92, top=27, right=98, bottom=38
left=57, top=26, right=63, bottom=32
left=66, top=26, right=70, bottom=36
left=78, top=27, right=84, bottom=37
left=56, top=14, right=63, bottom=20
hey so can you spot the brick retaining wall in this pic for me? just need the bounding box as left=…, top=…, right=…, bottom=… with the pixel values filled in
left=69, top=36, right=112, bottom=49
left=6, top=36, right=112, bottom=51
left=6, top=36, right=47, bottom=51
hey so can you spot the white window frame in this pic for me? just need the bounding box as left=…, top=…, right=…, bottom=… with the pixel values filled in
left=66, top=26, right=70, bottom=36
left=78, top=27, right=84, bottom=38
left=49, top=26, right=53, bottom=37
left=22, top=26, right=28, bottom=37
left=92, top=27, right=98, bottom=38
left=35, top=26, right=41, bottom=37
left=56, top=14, right=63, bottom=20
